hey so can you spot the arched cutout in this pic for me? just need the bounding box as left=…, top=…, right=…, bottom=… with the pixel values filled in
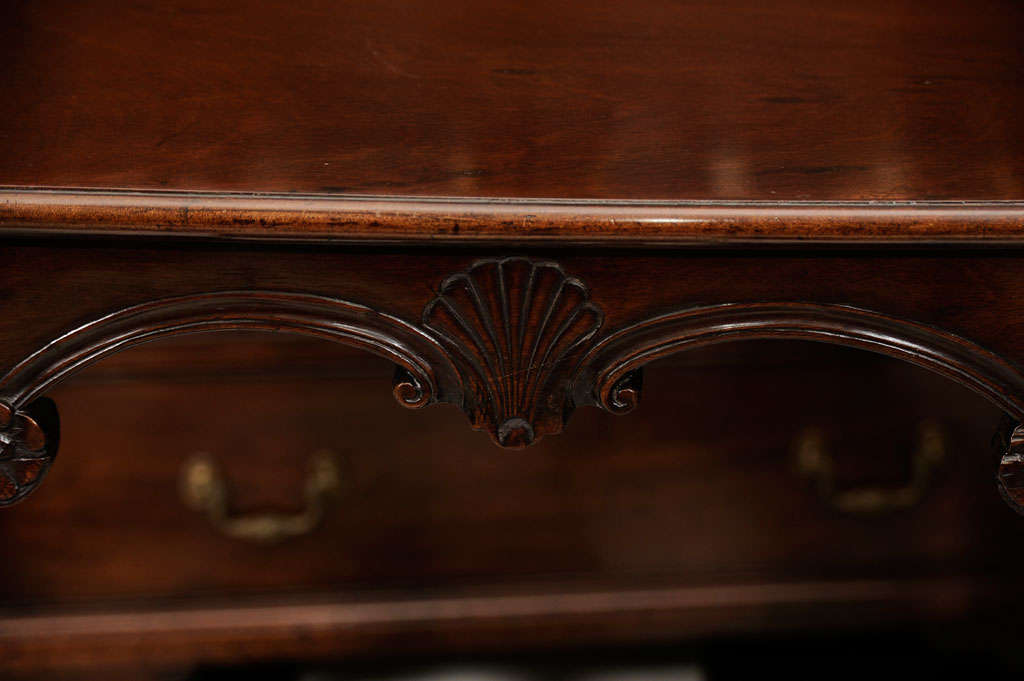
left=0, top=291, right=463, bottom=506
left=4, top=290, right=1024, bottom=509
left=0, top=291, right=460, bottom=410
left=579, top=302, right=1024, bottom=423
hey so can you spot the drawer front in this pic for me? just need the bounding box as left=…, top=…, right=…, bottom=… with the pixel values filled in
left=0, top=334, right=1015, bottom=606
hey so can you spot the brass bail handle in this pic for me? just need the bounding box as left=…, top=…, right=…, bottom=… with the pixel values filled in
left=180, top=450, right=341, bottom=543
left=794, top=421, right=946, bottom=514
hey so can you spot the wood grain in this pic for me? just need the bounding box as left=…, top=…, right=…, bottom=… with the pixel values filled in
left=3, top=578, right=1021, bottom=671
left=4, top=245, right=1024, bottom=413
left=5, top=190, right=1024, bottom=244
left=0, top=339, right=1010, bottom=604
left=4, top=0, right=1024, bottom=672
left=5, top=252, right=1024, bottom=506
left=0, top=0, right=1021, bottom=201
left=0, top=336, right=1017, bottom=669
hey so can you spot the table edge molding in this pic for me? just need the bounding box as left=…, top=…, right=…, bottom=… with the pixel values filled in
left=4, top=188, right=1024, bottom=245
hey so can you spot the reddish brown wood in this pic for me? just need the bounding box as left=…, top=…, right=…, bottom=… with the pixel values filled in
left=5, top=254, right=1024, bottom=505
left=1, top=339, right=1010, bottom=602
left=0, top=0, right=1022, bottom=202
left=2, top=578, right=1020, bottom=671
left=0, top=398, right=58, bottom=505
left=0, top=290, right=456, bottom=409
left=2, top=245, right=1024, bottom=501
left=0, top=336, right=1019, bottom=670
left=3, top=0, right=1024, bottom=669
left=580, top=302, right=1024, bottom=422
left=422, top=257, right=603, bottom=447
left=4, top=191, right=1024, bottom=245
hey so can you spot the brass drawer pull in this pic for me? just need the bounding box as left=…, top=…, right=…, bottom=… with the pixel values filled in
left=180, top=450, right=341, bottom=543
left=794, top=421, right=945, bottom=514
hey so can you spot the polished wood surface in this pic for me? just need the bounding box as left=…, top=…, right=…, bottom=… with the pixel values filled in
left=0, top=335, right=1018, bottom=670
left=4, top=1, right=1024, bottom=674
left=5, top=578, right=1023, bottom=672
left=5, top=244, right=1024, bottom=500
left=5, top=190, right=1024, bottom=244
left=1, top=0, right=1022, bottom=201
left=0, top=338, right=1009, bottom=604
left=4, top=243, right=1024, bottom=383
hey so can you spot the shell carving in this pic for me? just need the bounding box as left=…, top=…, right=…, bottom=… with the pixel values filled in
left=423, top=258, right=603, bottom=447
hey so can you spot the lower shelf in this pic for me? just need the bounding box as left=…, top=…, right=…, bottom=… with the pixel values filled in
left=3, top=575, right=1024, bottom=671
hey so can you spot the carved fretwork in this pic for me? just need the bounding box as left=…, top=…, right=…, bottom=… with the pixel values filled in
left=4, top=262, right=1024, bottom=515
left=422, top=258, right=603, bottom=447
left=0, top=398, right=59, bottom=505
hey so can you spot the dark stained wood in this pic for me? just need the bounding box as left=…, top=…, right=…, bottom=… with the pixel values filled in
left=5, top=250, right=1024, bottom=504
left=0, top=290, right=454, bottom=409
left=2, top=242, right=1023, bottom=666
left=4, top=578, right=1023, bottom=672
left=0, top=398, right=58, bottom=506
left=421, top=257, right=604, bottom=447
left=0, top=0, right=1022, bottom=202
left=0, top=345, right=1000, bottom=595
left=581, top=302, right=1024, bottom=422
left=0, top=335, right=1018, bottom=669
left=4, top=0, right=1024, bottom=672
left=996, top=422, right=1024, bottom=513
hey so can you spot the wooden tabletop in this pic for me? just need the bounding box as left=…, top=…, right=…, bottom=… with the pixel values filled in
left=2, top=0, right=1023, bottom=243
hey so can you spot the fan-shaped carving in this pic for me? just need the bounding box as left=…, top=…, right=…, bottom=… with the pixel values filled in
left=423, top=258, right=603, bottom=447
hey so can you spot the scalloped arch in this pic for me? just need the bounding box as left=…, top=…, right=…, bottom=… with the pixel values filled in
left=4, top=277, right=1024, bottom=510
left=578, top=302, right=1024, bottom=423
left=0, top=291, right=464, bottom=505
left=0, top=291, right=460, bottom=409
